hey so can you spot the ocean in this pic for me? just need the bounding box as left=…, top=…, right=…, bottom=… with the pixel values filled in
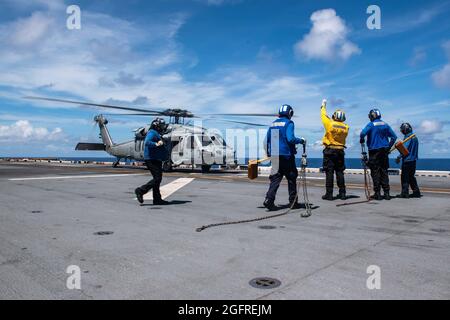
left=59, top=157, right=450, bottom=171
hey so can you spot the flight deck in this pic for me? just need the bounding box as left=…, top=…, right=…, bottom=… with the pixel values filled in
left=0, top=160, right=449, bottom=299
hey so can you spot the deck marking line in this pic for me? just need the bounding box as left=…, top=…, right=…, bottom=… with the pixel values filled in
left=8, top=173, right=146, bottom=181
left=142, top=177, right=195, bottom=200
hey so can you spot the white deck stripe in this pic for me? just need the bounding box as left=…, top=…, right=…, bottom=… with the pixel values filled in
left=143, top=178, right=195, bottom=200
left=8, top=173, right=146, bottom=181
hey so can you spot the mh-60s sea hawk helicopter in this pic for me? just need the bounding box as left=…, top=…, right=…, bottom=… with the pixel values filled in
left=26, top=96, right=273, bottom=172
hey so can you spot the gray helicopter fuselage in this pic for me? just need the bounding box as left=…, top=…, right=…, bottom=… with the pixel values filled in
left=88, top=115, right=237, bottom=169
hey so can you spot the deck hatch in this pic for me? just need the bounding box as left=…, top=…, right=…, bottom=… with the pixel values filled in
left=249, top=277, right=281, bottom=289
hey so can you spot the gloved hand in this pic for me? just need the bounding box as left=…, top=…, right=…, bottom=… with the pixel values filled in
left=300, top=137, right=307, bottom=145
left=395, top=156, right=401, bottom=164
left=156, top=140, right=164, bottom=147
left=322, top=99, right=327, bottom=108
left=360, top=137, right=365, bottom=144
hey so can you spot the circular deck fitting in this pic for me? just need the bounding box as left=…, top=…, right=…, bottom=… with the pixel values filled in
left=249, top=277, right=281, bottom=289
left=258, top=225, right=277, bottom=230
left=93, top=231, right=114, bottom=236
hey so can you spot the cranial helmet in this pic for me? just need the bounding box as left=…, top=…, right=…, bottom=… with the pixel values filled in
left=278, top=104, right=294, bottom=119
left=368, top=108, right=382, bottom=121
left=332, top=109, right=346, bottom=122
left=150, top=117, right=167, bottom=133
left=400, top=122, right=412, bottom=135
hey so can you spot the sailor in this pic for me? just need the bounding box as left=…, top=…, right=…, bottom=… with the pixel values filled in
left=263, top=104, right=306, bottom=211
left=135, top=117, right=169, bottom=205
left=320, top=99, right=349, bottom=201
left=396, top=123, right=421, bottom=198
left=360, top=108, right=397, bottom=200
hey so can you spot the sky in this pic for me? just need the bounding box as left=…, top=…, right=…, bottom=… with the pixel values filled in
left=0, top=0, right=449, bottom=158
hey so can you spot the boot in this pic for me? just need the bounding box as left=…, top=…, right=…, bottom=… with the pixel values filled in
left=153, top=199, right=170, bottom=205
left=384, top=191, right=391, bottom=201
left=410, top=191, right=422, bottom=198
left=397, top=192, right=409, bottom=199
left=263, top=198, right=276, bottom=211
left=338, top=190, right=347, bottom=200
left=371, top=192, right=383, bottom=200
left=135, top=188, right=144, bottom=204
left=322, top=192, right=333, bottom=201
left=289, top=201, right=302, bottom=209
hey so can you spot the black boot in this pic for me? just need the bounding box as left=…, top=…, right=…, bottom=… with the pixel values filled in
left=410, top=191, right=422, bottom=198
left=289, top=201, right=302, bottom=209
left=397, top=192, right=409, bottom=199
left=371, top=192, right=383, bottom=200
left=338, top=190, right=347, bottom=200
left=135, top=188, right=144, bottom=204
left=384, top=191, right=391, bottom=201
left=263, top=198, right=276, bottom=211
left=322, top=192, right=333, bottom=201
left=153, top=199, right=170, bottom=205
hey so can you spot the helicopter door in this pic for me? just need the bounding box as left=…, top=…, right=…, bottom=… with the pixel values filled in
left=185, top=135, right=195, bottom=165
left=135, top=140, right=144, bottom=158
left=192, top=134, right=203, bottom=166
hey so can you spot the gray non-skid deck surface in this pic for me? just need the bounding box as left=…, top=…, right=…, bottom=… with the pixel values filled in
left=0, top=164, right=449, bottom=299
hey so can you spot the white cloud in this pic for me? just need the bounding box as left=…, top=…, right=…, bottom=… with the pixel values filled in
left=294, top=9, right=360, bottom=62
left=408, top=47, right=427, bottom=67
left=197, top=0, right=242, bottom=6
left=10, top=11, right=53, bottom=47
left=418, top=119, right=444, bottom=135
left=0, top=120, right=64, bottom=142
left=432, top=41, right=450, bottom=90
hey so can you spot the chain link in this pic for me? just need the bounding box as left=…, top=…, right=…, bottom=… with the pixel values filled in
left=196, top=155, right=312, bottom=232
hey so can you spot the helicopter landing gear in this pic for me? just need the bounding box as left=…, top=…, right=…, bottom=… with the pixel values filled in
left=162, top=160, right=173, bottom=172
left=112, top=158, right=121, bottom=168
left=201, top=165, right=211, bottom=173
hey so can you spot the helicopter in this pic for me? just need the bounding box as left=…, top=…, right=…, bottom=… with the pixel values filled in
left=26, top=96, right=274, bottom=172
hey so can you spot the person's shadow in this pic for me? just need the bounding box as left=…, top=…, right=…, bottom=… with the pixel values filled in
left=333, top=195, right=360, bottom=200
left=141, top=200, right=192, bottom=207
left=257, top=203, right=320, bottom=211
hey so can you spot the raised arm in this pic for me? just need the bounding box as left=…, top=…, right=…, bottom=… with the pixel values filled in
left=321, top=99, right=331, bottom=127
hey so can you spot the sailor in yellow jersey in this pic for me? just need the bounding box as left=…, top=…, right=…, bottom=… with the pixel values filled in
left=320, top=99, right=349, bottom=201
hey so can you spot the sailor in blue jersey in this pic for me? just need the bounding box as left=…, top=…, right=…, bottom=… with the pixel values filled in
left=396, top=123, right=421, bottom=198
left=135, top=118, right=169, bottom=205
left=360, top=108, right=397, bottom=200
left=264, top=104, right=306, bottom=211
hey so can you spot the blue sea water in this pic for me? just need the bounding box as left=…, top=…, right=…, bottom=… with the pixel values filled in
left=60, top=157, right=450, bottom=171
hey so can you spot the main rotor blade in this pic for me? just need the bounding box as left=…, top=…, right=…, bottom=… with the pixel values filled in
left=204, top=118, right=268, bottom=127
left=200, top=113, right=275, bottom=117
left=102, top=113, right=163, bottom=116
left=25, top=96, right=165, bottom=114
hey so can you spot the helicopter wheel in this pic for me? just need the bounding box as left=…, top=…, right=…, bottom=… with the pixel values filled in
left=112, top=158, right=121, bottom=168
left=162, top=160, right=173, bottom=172
left=201, top=165, right=211, bottom=173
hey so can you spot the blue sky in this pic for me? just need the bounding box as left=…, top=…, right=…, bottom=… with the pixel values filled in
left=0, top=0, right=449, bottom=158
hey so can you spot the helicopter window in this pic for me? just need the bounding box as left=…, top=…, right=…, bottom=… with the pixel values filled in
left=135, top=140, right=142, bottom=152
left=202, top=136, right=214, bottom=147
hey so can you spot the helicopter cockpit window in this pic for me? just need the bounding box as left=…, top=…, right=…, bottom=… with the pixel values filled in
left=202, top=136, right=213, bottom=147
